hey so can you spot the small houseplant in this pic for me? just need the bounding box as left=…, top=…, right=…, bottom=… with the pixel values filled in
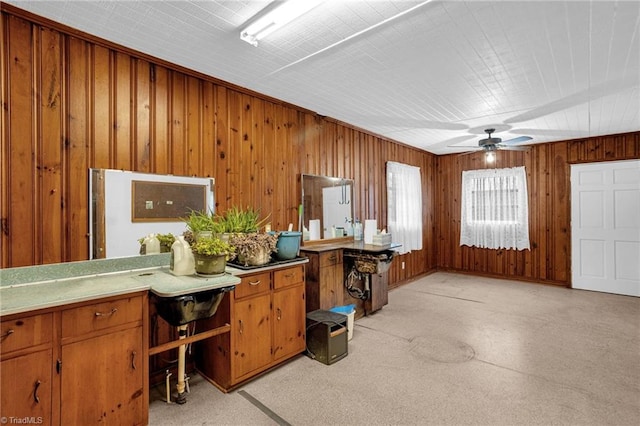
left=216, top=206, right=270, bottom=234
left=229, top=232, right=278, bottom=266
left=183, top=209, right=223, bottom=241
left=191, top=237, right=235, bottom=276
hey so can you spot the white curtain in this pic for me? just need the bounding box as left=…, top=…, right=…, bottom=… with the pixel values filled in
left=386, top=161, right=422, bottom=254
left=460, top=166, right=530, bottom=250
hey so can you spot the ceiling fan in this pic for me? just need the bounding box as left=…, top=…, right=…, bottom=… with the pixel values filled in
left=454, top=128, right=533, bottom=156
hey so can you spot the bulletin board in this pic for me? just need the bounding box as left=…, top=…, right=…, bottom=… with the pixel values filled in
left=131, top=181, right=207, bottom=222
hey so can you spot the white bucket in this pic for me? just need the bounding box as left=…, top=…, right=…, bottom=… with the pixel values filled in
left=346, top=310, right=355, bottom=341
left=329, top=304, right=356, bottom=341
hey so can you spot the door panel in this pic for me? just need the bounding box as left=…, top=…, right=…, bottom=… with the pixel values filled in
left=571, top=160, right=640, bottom=296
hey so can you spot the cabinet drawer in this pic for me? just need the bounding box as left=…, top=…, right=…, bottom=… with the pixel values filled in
left=1, top=313, right=53, bottom=354
left=273, top=265, right=305, bottom=290
left=234, top=272, right=271, bottom=300
left=62, top=295, right=143, bottom=338
left=319, top=250, right=342, bottom=267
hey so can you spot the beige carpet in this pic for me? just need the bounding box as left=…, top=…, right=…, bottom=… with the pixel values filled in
left=149, top=272, right=640, bottom=425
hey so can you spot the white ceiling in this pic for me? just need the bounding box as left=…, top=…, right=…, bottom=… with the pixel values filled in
left=7, top=0, right=640, bottom=155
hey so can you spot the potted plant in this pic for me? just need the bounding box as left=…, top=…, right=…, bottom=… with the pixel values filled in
left=183, top=209, right=222, bottom=241
left=229, top=232, right=278, bottom=266
left=191, top=237, right=235, bottom=276
left=216, top=206, right=270, bottom=234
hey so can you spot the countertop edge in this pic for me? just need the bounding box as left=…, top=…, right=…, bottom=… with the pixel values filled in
left=1, top=258, right=309, bottom=317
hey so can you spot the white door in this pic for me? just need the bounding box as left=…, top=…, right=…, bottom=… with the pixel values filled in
left=571, top=160, right=640, bottom=297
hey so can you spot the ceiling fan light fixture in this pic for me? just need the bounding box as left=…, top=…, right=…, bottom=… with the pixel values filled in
left=240, top=0, right=323, bottom=47
left=485, top=151, right=496, bottom=163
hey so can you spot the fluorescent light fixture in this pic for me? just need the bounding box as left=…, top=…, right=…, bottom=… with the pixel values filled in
left=485, top=151, right=496, bottom=163
left=241, top=0, right=323, bottom=46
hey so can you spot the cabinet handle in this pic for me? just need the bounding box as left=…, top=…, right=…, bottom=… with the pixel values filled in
left=328, top=255, right=336, bottom=261
left=249, top=280, right=261, bottom=286
left=33, top=380, right=41, bottom=404
left=239, top=319, right=243, bottom=334
left=94, top=308, right=118, bottom=317
left=131, top=350, right=137, bottom=370
left=1, top=329, right=15, bottom=338
left=284, top=273, right=293, bottom=278
left=276, top=308, right=282, bottom=320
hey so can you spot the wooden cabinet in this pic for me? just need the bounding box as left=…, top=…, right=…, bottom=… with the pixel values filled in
left=60, top=294, right=145, bottom=425
left=197, top=264, right=306, bottom=391
left=301, top=249, right=343, bottom=312
left=1, top=313, right=54, bottom=426
left=0, top=293, right=147, bottom=426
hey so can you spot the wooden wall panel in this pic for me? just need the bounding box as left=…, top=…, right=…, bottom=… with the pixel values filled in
left=2, top=3, right=435, bottom=284
left=435, top=133, right=639, bottom=285
left=7, top=7, right=637, bottom=290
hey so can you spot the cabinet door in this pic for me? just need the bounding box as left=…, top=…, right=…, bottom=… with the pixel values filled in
left=61, top=327, right=143, bottom=425
left=272, top=284, right=306, bottom=362
left=319, top=263, right=343, bottom=309
left=1, top=350, right=52, bottom=426
left=232, top=293, right=271, bottom=380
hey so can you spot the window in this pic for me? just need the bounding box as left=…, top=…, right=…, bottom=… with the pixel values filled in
left=386, top=161, right=422, bottom=254
left=460, top=166, right=530, bottom=250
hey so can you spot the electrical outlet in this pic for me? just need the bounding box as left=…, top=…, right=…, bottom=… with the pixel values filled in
left=401, top=261, right=405, bottom=269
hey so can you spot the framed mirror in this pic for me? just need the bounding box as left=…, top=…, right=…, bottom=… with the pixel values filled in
left=301, top=174, right=355, bottom=242
left=89, top=169, right=215, bottom=259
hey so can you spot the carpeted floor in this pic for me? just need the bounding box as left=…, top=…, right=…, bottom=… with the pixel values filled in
left=149, top=272, right=640, bottom=425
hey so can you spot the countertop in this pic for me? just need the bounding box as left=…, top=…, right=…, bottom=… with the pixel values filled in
left=299, top=239, right=400, bottom=253
left=0, top=255, right=308, bottom=317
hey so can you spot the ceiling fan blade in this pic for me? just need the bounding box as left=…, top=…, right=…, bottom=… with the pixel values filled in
left=500, top=136, right=532, bottom=145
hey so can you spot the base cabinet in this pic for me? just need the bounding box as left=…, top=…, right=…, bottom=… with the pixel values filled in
left=0, top=293, right=147, bottom=426
left=301, top=250, right=343, bottom=312
left=197, top=264, right=306, bottom=391
left=1, top=349, right=53, bottom=426
left=61, top=327, right=143, bottom=425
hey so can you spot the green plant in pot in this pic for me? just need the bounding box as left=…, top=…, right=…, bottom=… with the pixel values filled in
left=229, top=232, right=278, bottom=266
left=217, top=206, right=270, bottom=234
left=183, top=209, right=222, bottom=241
left=191, top=237, right=235, bottom=276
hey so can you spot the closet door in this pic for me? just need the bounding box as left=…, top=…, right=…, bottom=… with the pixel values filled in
left=571, top=160, right=640, bottom=296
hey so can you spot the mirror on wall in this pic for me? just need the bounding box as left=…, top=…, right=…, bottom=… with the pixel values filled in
left=89, top=169, right=215, bottom=259
left=301, top=174, right=355, bottom=241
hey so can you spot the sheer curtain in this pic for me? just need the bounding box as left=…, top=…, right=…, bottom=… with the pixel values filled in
left=386, top=161, right=422, bottom=254
left=460, top=166, right=530, bottom=250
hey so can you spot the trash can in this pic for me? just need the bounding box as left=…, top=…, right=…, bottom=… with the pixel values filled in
left=329, top=304, right=356, bottom=341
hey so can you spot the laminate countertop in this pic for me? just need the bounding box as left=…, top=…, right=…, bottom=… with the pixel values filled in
left=0, top=254, right=308, bottom=316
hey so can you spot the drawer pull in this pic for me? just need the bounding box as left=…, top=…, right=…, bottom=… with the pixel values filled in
left=1, top=329, right=15, bottom=339
left=33, top=380, right=41, bottom=404
left=249, top=280, right=261, bottom=286
left=284, top=273, right=293, bottom=278
left=328, top=255, right=337, bottom=261
left=131, top=351, right=137, bottom=370
left=94, top=308, right=118, bottom=317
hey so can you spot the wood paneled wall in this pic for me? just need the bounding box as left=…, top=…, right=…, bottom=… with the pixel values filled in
left=435, top=132, right=640, bottom=285
left=2, top=6, right=638, bottom=289
left=0, top=9, right=436, bottom=286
